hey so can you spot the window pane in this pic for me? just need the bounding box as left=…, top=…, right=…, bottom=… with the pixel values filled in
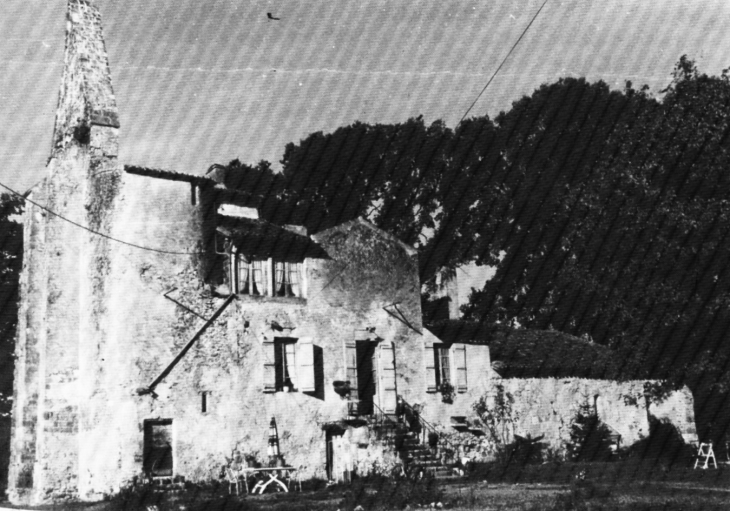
left=275, top=262, right=286, bottom=296
left=238, top=258, right=250, bottom=294
left=251, top=260, right=264, bottom=295
left=440, top=348, right=450, bottom=384
left=289, top=263, right=301, bottom=297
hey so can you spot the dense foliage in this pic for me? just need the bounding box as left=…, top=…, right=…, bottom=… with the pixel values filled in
left=453, top=59, right=730, bottom=442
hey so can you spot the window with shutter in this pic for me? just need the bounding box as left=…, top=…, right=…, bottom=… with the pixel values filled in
left=454, top=344, right=467, bottom=392
left=272, top=338, right=297, bottom=391
left=378, top=341, right=397, bottom=414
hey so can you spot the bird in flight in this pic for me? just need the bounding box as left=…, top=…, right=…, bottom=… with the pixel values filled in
left=267, top=13, right=280, bottom=21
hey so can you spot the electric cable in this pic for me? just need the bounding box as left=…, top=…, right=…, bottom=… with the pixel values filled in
left=458, top=0, right=550, bottom=125
left=0, top=180, right=205, bottom=256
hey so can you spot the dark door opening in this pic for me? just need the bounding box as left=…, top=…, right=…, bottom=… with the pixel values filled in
left=143, top=419, right=173, bottom=478
left=356, top=341, right=377, bottom=416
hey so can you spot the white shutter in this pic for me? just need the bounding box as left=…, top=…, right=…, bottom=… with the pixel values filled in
left=263, top=336, right=276, bottom=392
left=424, top=341, right=437, bottom=393
left=297, top=337, right=315, bottom=393
left=454, top=344, right=467, bottom=393
left=379, top=341, right=397, bottom=414
left=344, top=339, right=358, bottom=415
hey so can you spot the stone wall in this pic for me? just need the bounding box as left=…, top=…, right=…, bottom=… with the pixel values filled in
left=649, top=387, right=697, bottom=443
left=433, top=378, right=697, bottom=461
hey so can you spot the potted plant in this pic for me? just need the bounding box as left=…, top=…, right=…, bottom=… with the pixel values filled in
left=333, top=380, right=352, bottom=398
left=428, top=432, right=440, bottom=455
left=439, top=382, right=455, bottom=404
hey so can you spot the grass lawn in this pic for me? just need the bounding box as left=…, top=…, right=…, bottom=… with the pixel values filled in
left=1, top=461, right=728, bottom=510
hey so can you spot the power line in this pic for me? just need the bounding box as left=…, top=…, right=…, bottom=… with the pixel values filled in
left=458, top=0, right=550, bottom=125
left=0, top=180, right=204, bottom=256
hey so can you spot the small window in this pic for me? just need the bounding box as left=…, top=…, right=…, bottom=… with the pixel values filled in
left=434, top=345, right=451, bottom=387
left=215, top=233, right=230, bottom=254
left=274, top=262, right=302, bottom=297
left=201, top=391, right=210, bottom=413
left=274, top=338, right=297, bottom=391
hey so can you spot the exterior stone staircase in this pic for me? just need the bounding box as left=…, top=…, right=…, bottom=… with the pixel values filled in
left=365, top=404, right=461, bottom=480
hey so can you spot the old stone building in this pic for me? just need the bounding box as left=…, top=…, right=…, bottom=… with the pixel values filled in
left=7, top=1, right=696, bottom=505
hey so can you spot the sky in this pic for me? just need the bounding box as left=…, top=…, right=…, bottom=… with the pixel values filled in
left=2, top=0, right=730, bottom=193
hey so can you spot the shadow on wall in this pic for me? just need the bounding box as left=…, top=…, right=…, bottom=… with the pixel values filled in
left=623, top=416, right=696, bottom=463
left=0, top=418, right=9, bottom=497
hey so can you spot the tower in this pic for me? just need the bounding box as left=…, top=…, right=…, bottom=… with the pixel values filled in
left=8, top=0, right=122, bottom=503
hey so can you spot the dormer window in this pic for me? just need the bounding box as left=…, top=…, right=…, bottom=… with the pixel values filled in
left=213, top=219, right=318, bottom=300
left=222, top=241, right=306, bottom=299
left=274, top=262, right=302, bottom=297
left=238, top=258, right=265, bottom=296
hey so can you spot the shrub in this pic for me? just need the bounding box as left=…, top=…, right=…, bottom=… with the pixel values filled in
left=338, top=475, right=443, bottom=511
left=566, top=402, right=614, bottom=462
left=621, top=416, right=695, bottom=464
left=473, top=385, right=519, bottom=464
left=504, top=434, right=548, bottom=464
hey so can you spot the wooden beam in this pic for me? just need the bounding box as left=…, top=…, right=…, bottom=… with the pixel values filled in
left=139, top=294, right=236, bottom=396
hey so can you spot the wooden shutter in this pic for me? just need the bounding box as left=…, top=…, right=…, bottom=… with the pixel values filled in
left=297, top=337, right=315, bottom=392
left=424, top=341, right=437, bottom=393
left=262, top=335, right=276, bottom=392
left=344, top=339, right=358, bottom=414
left=379, top=341, right=397, bottom=414
left=454, top=344, right=467, bottom=393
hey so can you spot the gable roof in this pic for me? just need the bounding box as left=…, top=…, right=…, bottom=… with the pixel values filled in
left=314, top=217, right=417, bottom=257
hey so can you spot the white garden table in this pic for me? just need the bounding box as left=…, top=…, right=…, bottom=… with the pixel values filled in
left=239, top=466, right=297, bottom=494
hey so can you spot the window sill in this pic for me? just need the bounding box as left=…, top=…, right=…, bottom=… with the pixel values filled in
left=216, top=292, right=306, bottom=305
left=239, top=294, right=306, bottom=305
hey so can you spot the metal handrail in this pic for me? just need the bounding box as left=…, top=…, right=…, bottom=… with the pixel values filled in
left=371, top=401, right=400, bottom=429
left=399, top=395, right=460, bottom=463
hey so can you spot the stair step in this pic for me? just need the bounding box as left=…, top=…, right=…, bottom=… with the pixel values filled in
left=410, top=460, right=441, bottom=467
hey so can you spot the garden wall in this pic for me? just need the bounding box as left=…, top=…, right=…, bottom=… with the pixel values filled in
left=437, top=378, right=697, bottom=462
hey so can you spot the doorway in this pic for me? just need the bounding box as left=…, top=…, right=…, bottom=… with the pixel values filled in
left=325, top=429, right=350, bottom=483
left=356, top=341, right=377, bottom=415
left=143, top=419, right=173, bottom=478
